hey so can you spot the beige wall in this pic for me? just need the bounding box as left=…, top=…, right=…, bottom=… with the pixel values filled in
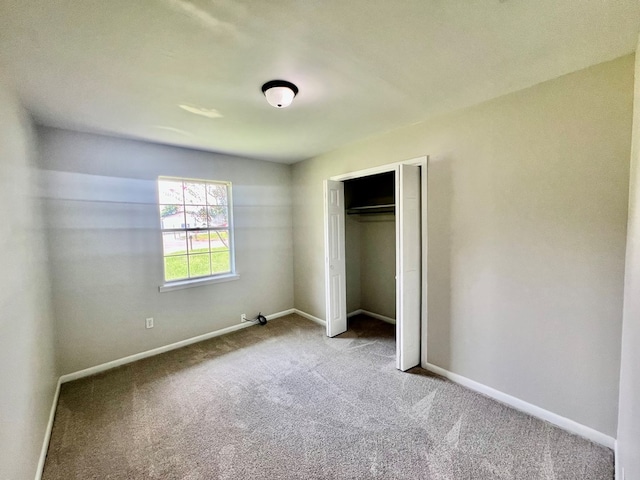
left=38, top=127, right=294, bottom=374
left=0, top=86, right=57, bottom=478
left=346, top=214, right=396, bottom=319
left=360, top=217, right=396, bottom=319
left=617, top=37, right=640, bottom=478
left=345, top=214, right=362, bottom=313
left=292, top=55, right=634, bottom=436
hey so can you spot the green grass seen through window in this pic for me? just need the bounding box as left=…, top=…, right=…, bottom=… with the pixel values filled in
left=164, top=247, right=230, bottom=281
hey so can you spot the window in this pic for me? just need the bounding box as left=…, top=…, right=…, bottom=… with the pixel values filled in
left=158, top=177, right=235, bottom=286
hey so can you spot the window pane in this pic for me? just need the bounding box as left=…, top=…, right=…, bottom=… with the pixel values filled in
left=159, top=177, right=234, bottom=283
left=207, top=183, right=228, bottom=206
left=189, top=254, right=211, bottom=277
left=207, top=206, right=228, bottom=228
left=211, top=250, right=230, bottom=274
left=184, top=182, right=206, bottom=205
left=209, top=229, right=229, bottom=250
left=165, top=255, right=188, bottom=281
left=187, top=231, right=210, bottom=254
left=160, top=205, right=184, bottom=229
left=159, top=180, right=184, bottom=204
left=162, top=232, right=187, bottom=256
left=185, top=205, right=208, bottom=228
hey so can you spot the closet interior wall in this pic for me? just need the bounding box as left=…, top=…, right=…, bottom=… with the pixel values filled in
left=344, top=172, right=397, bottom=322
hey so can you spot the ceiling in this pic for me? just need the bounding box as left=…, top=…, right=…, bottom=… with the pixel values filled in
left=0, top=1, right=639, bottom=164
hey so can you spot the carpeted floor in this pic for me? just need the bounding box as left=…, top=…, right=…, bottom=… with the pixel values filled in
left=43, top=314, right=613, bottom=479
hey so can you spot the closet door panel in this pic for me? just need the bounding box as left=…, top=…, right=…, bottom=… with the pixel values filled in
left=324, top=180, right=347, bottom=337
left=397, top=164, right=421, bottom=371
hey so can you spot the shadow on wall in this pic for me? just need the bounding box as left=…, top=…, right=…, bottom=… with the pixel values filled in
left=427, top=155, right=454, bottom=367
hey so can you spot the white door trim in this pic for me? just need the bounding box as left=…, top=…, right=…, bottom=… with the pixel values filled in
left=419, top=158, right=428, bottom=367
left=329, top=156, right=427, bottom=182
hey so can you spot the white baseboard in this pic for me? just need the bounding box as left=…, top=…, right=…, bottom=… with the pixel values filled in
left=353, top=309, right=396, bottom=325
left=35, top=378, right=61, bottom=480
left=423, top=362, right=615, bottom=449
left=293, top=309, right=327, bottom=327
left=615, top=440, right=619, bottom=479
left=615, top=440, right=624, bottom=480
left=266, top=308, right=296, bottom=320
left=60, top=309, right=296, bottom=384
left=298, top=308, right=394, bottom=327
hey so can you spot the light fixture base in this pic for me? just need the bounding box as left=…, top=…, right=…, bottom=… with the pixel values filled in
left=261, top=80, right=299, bottom=108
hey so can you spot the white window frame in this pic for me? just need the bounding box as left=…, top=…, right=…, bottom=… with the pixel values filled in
left=157, top=176, right=239, bottom=292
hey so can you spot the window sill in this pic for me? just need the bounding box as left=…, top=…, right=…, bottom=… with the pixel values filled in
left=159, top=273, right=240, bottom=292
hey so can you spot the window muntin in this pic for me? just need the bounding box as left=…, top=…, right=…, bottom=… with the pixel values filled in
left=158, top=177, right=234, bottom=283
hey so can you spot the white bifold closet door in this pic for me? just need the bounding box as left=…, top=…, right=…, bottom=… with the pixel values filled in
left=324, top=180, right=347, bottom=337
left=324, top=168, right=421, bottom=370
left=396, top=164, right=421, bottom=371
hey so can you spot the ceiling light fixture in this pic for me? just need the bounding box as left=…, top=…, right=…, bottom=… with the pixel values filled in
left=261, top=80, right=299, bottom=108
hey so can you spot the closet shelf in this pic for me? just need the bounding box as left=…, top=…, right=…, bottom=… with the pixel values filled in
left=346, top=203, right=395, bottom=215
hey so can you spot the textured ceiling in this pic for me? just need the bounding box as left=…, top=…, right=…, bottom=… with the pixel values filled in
left=0, top=0, right=639, bottom=163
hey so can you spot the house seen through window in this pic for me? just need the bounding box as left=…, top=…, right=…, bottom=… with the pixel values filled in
left=158, top=177, right=234, bottom=283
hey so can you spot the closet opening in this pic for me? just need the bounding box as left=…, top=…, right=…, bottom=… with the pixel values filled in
left=344, top=171, right=397, bottom=342
left=324, top=157, right=427, bottom=372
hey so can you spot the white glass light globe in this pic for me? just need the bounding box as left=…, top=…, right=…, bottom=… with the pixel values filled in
left=264, top=86, right=295, bottom=108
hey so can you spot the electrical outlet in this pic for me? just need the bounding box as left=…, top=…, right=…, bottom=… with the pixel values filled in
left=241, top=313, right=247, bottom=322
left=145, top=317, right=154, bottom=329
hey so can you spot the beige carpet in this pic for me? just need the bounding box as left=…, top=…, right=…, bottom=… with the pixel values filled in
left=43, top=314, right=613, bottom=479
